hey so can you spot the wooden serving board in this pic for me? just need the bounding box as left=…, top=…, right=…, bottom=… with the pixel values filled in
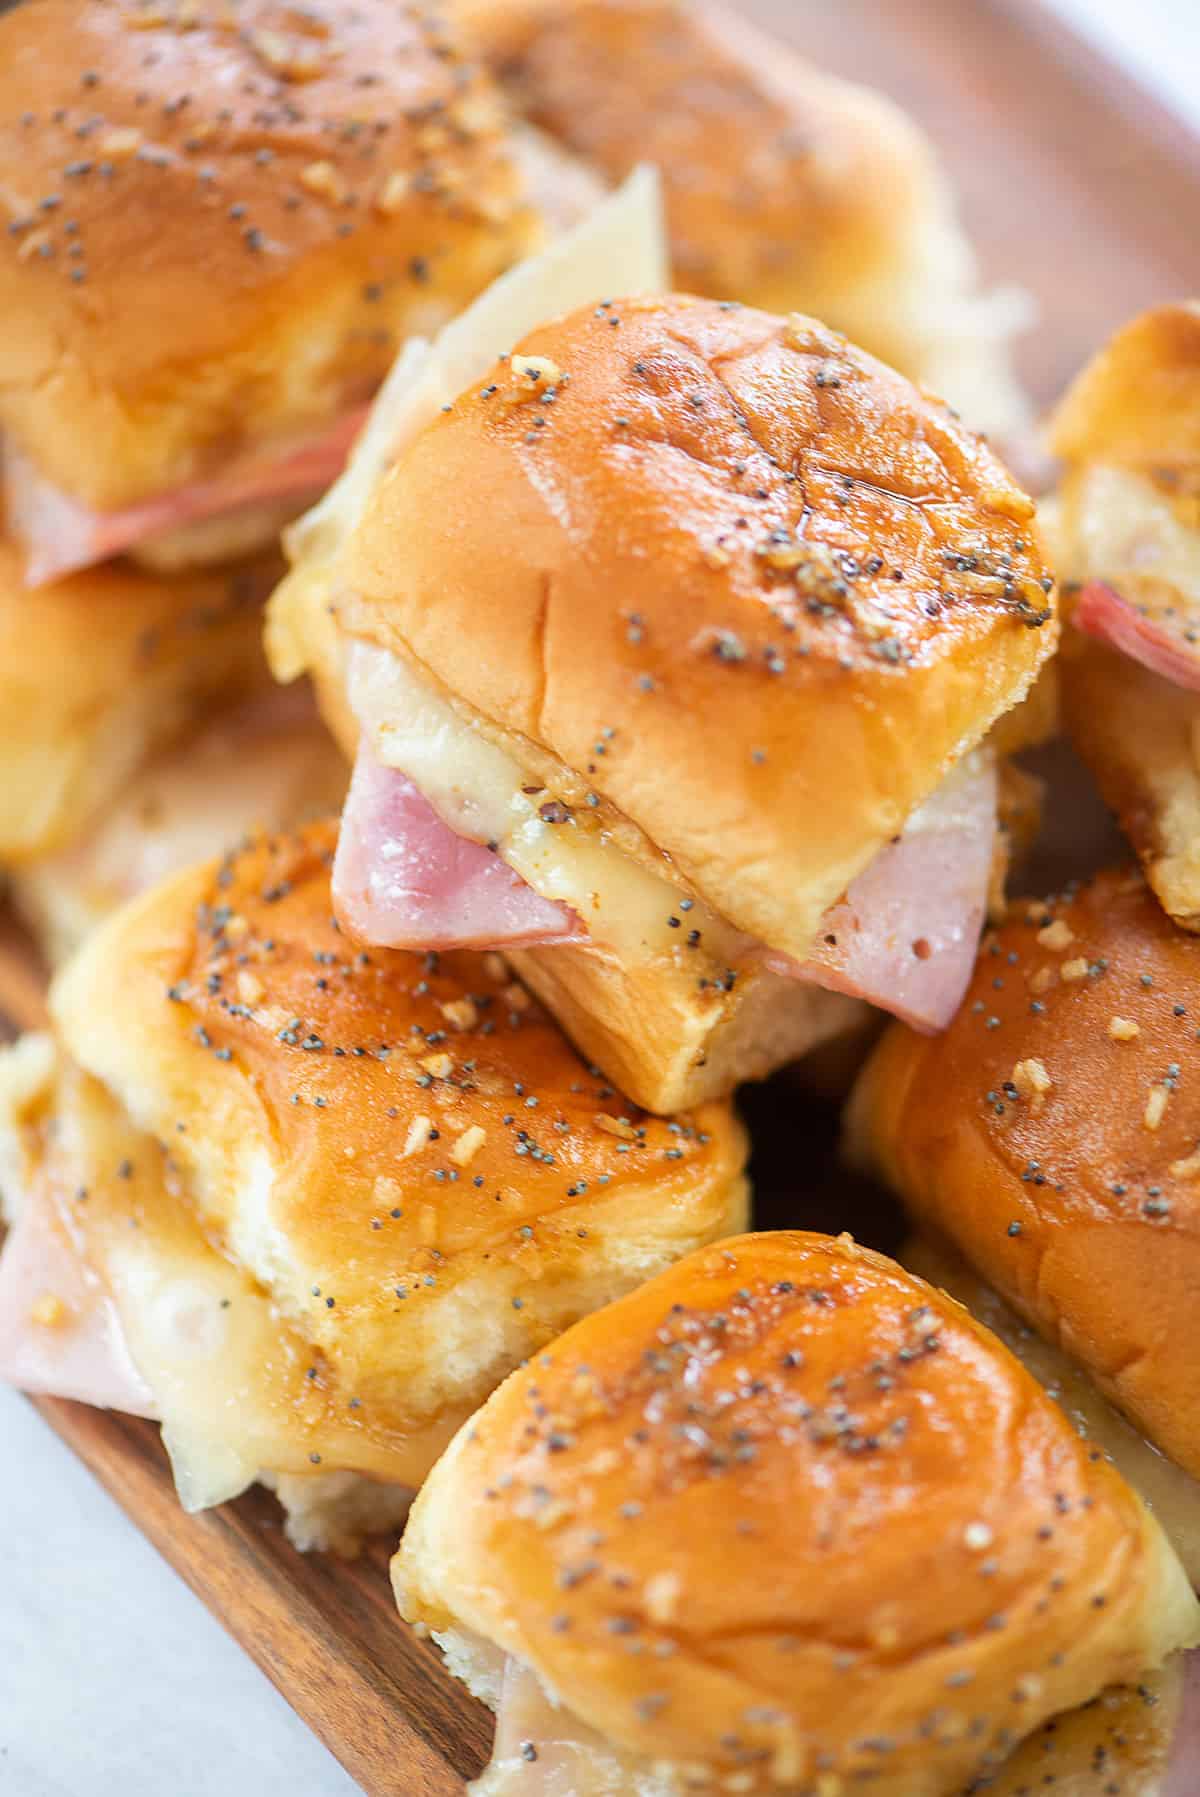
left=7, top=4, right=1200, bottom=1793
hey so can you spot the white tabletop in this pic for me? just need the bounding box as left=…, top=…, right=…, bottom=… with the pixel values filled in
left=4, top=4, right=1198, bottom=1794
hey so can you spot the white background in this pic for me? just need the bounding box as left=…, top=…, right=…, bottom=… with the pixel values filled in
left=3, top=3, right=1197, bottom=1793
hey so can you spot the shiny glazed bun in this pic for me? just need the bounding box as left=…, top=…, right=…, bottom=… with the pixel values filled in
left=346, top=294, right=1056, bottom=967
left=0, top=538, right=277, bottom=862
left=904, top=1234, right=1200, bottom=1590
left=848, top=870, right=1200, bottom=1481
left=396, top=1231, right=1198, bottom=1796
left=11, top=823, right=747, bottom=1542
left=452, top=0, right=1031, bottom=438
left=0, top=0, right=538, bottom=512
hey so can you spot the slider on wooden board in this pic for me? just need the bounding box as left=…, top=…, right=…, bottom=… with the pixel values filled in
left=0, top=822, right=748, bottom=1552
left=1049, top=302, right=1200, bottom=930
left=847, top=869, right=1200, bottom=1587
left=451, top=0, right=1034, bottom=445
left=394, top=1230, right=1200, bottom=1795
left=0, top=0, right=558, bottom=587
left=269, top=176, right=1057, bottom=1114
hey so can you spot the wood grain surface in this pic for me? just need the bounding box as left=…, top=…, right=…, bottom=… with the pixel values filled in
left=7, top=4, right=1200, bottom=1793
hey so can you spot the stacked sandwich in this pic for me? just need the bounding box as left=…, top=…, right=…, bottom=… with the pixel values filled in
left=0, top=0, right=553, bottom=960
left=1, top=4, right=1198, bottom=1795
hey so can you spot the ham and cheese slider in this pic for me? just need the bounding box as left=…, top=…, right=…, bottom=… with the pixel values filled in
left=394, top=1231, right=1199, bottom=1796
left=1050, top=303, right=1200, bottom=930
left=452, top=0, right=1033, bottom=443
left=848, top=870, right=1200, bottom=1582
left=0, top=822, right=748, bottom=1551
left=0, top=0, right=544, bottom=586
left=272, top=243, right=1056, bottom=1113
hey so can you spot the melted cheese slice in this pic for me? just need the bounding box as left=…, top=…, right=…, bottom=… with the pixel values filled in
left=450, top=1638, right=1187, bottom=1797
left=0, top=1047, right=460, bottom=1511
left=346, top=639, right=736, bottom=967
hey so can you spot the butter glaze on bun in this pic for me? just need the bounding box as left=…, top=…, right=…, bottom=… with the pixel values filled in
left=848, top=870, right=1200, bottom=1482
left=345, top=293, right=1056, bottom=966
left=0, top=0, right=539, bottom=511
left=396, top=1230, right=1197, bottom=1796
left=22, top=822, right=747, bottom=1535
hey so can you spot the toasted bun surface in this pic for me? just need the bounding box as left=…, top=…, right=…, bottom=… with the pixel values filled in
left=1051, top=302, right=1200, bottom=471
left=0, top=537, right=276, bottom=861
left=397, top=1230, right=1197, bottom=1795
left=904, top=1233, right=1200, bottom=1589
left=50, top=822, right=749, bottom=1435
left=848, top=870, right=1200, bottom=1481
left=0, top=0, right=538, bottom=510
left=456, top=0, right=936, bottom=350
left=452, top=0, right=1033, bottom=441
left=347, top=294, right=1055, bottom=961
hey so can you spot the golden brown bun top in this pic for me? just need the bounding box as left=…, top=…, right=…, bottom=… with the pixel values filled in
left=0, top=0, right=536, bottom=504
left=52, top=821, right=744, bottom=1352
left=453, top=0, right=942, bottom=363
left=347, top=294, right=1056, bottom=958
left=848, top=869, right=1200, bottom=1480
left=1051, top=302, right=1200, bottom=471
left=397, top=1230, right=1196, bottom=1793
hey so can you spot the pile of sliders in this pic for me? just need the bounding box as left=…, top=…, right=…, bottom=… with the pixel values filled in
left=0, top=3, right=1197, bottom=1794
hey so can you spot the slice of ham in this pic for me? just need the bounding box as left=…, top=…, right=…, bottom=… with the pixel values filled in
left=1076, top=579, right=1200, bottom=693
left=333, top=740, right=583, bottom=950
left=5, top=407, right=370, bottom=587
left=0, top=1184, right=156, bottom=1417
left=783, top=754, right=998, bottom=1033
left=1166, top=1652, right=1200, bottom=1797
left=336, top=737, right=993, bottom=1029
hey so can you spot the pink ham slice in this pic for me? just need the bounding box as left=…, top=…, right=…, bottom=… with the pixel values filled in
left=0, top=1186, right=156, bottom=1417
left=333, top=740, right=583, bottom=950
left=336, top=742, right=993, bottom=1029
left=1166, top=1652, right=1200, bottom=1797
left=5, top=407, right=370, bottom=587
left=1076, top=579, right=1200, bottom=693
left=782, top=754, right=997, bottom=1034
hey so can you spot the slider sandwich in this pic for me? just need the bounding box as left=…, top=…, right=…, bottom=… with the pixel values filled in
left=0, top=823, right=748, bottom=1550
left=395, top=1230, right=1200, bottom=1795
left=0, top=0, right=543, bottom=585
left=1050, top=303, right=1200, bottom=929
left=453, top=0, right=1033, bottom=442
left=848, top=869, right=1200, bottom=1586
left=271, top=215, right=1057, bottom=1114
left=0, top=0, right=586, bottom=955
